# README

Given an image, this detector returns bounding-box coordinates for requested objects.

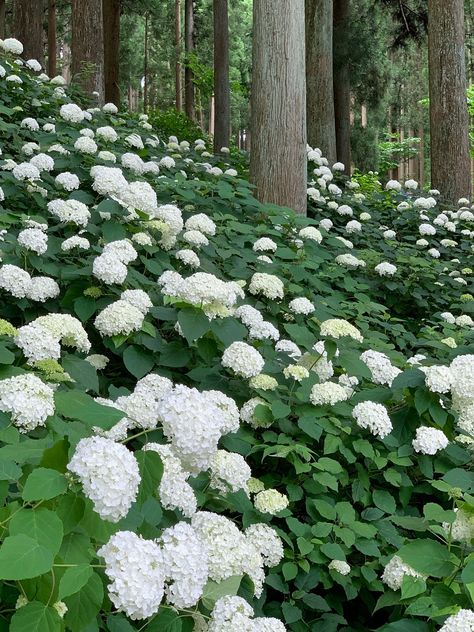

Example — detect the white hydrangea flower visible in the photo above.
[60,103,85,123]
[93,253,128,285]
[27,277,60,302]
[249,273,284,299]
[15,323,61,364]
[253,237,277,252]
[381,555,424,590]
[21,117,39,131]
[182,229,208,247]
[320,318,363,342]
[424,365,453,393]
[352,401,392,438]
[1,38,24,54]
[185,213,216,236]
[94,300,145,336]
[68,436,140,522]
[245,523,284,567]
[222,342,264,378]
[47,199,90,227]
[310,381,349,406]
[336,253,366,268]
[0,374,54,432]
[61,236,90,251]
[385,180,402,191]
[12,162,41,181]
[375,262,397,276]
[240,398,272,428]
[85,354,109,370]
[17,228,48,255]
[360,350,401,386]
[34,314,91,354]
[159,522,208,608]
[175,248,200,268]
[328,560,351,575]
[208,595,254,632]
[383,229,396,239]
[419,223,436,236]
[275,339,301,359]
[439,609,474,632]
[299,226,323,242]
[254,489,289,514]
[74,136,98,154]
[55,172,80,191]
[98,531,164,619]
[0,264,32,298]
[103,102,119,114]
[412,426,449,455]
[289,297,315,315]
[283,364,309,381]
[210,450,251,494]
[443,509,474,543]
[30,153,54,172]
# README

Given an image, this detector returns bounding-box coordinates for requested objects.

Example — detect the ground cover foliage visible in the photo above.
[0,41,472,632]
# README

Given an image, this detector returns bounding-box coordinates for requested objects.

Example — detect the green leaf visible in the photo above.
[298,416,323,441]
[201,575,242,610]
[55,390,125,430]
[135,450,164,506]
[401,575,426,599]
[10,602,62,632]
[0,534,54,579]
[64,571,104,631]
[178,308,210,343]
[123,345,155,379]
[311,499,336,520]
[22,467,68,501]
[398,539,454,577]
[0,458,21,480]
[62,355,99,393]
[461,560,474,584]
[423,503,456,523]
[338,351,372,378]
[282,603,302,624]
[9,508,63,554]
[59,565,93,600]
[391,369,425,391]
[147,609,183,632]
[0,343,15,364]
[211,318,247,346]
[373,490,396,514]
[106,615,136,632]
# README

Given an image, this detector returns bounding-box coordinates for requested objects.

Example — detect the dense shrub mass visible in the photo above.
[0,39,472,632]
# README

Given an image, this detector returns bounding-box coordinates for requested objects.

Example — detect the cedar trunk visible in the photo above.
[428,0,471,201]
[184,0,195,120]
[250,0,307,215]
[13,0,44,63]
[71,0,105,103]
[48,0,57,77]
[305,0,336,162]
[0,0,6,39]
[144,12,149,113]
[103,0,121,106]
[213,0,230,152]
[333,0,351,173]
[175,0,182,111]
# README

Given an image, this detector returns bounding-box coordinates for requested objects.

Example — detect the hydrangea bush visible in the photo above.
[0,39,472,632]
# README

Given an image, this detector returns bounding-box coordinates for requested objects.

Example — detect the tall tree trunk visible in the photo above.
[213,0,230,152]
[143,12,149,113]
[305,0,336,162]
[428,0,471,201]
[175,0,182,111]
[0,0,6,39]
[48,0,57,77]
[184,0,195,120]
[13,0,44,63]
[103,0,120,106]
[333,0,351,173]
[250,0,307,215]
[71,0,104,102]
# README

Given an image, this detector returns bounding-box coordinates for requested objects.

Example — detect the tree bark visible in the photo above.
[13,0,44,63]
[213,0,230,152]
[333,0,351,173]
[305,0,336,162]
[48,0,57,77]
[143,12,149,113]
[250,0,307,215]
[184,0,195,120]
[175,0,182,111]
[71,0,104,103]
[0,0,6,39]
[428,0,471,201]
[103,0,120,106]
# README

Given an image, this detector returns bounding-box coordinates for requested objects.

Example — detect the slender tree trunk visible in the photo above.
[48,0,57,77]
[13,0,44,63]
[333,0,351,173]
[250,0,307,215]
[305,0,336,161]
[71,0,104,102]
[0,0,6,39]
[175,0,182,110]
[184,0,195,120]
[213,0,230,152]
[143,12,149,113]
[103,0,120,106]
[428,0,471,201]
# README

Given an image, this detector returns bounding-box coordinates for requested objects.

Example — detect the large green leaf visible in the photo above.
[123,345,155,379]
[55,390,125,430]
[135,450,164,506]
[10,602,62,632]
[59,565,94,600]
[0,534,54,579]
[22,468,68,501]
[9,508,63,554]
[398,539,454,577]
[178,308,210,343]
[64,571,104,631]
[201,575,242,610]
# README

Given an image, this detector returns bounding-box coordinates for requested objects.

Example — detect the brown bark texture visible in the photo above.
[333,0,351,173]
[13,0,44,63]
[48,0,57,77]
[305,0,336,162]
[175,0,182,111]
[184,0,195,120]
[103,0,120,106]
[250,0,307,215]
[0,0,6,39]
[428,0,471,201]
[213,0,230,152]
[71,0,105,103]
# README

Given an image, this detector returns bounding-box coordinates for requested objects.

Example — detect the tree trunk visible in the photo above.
[143,12,149,113]
[175,0,182,111]
[250,0,307,215]
[333,0,351,173]
[184,0,195,120]
[103,0,120,106]
[428,0,471,201]
[305,0,336,162]
[213,0,230,152]
[48,0,57,77]
[71,0,104,102]
[0,0,6,39]
[13,0,44,63]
